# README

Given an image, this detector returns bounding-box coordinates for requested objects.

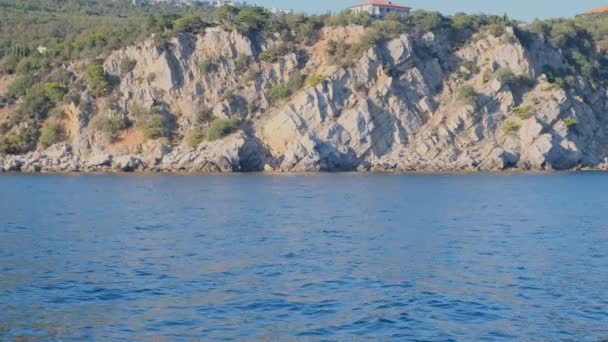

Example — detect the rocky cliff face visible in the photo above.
[3,24,608,172]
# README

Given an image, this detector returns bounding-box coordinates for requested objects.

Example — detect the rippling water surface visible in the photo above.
[1,173,607,341]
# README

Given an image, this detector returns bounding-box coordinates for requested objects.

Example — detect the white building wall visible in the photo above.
[349,4,410,18]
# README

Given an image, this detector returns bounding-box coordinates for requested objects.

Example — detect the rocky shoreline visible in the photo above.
[3,141,608,174]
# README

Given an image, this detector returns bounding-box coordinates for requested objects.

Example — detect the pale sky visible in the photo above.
[249,0,607,21]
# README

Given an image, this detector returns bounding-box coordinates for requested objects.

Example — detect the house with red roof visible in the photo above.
[349,0,411,18]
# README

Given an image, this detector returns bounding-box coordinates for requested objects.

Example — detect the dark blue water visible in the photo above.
[1,174,607,341]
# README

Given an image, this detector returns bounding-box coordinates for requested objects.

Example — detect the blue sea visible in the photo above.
[1,173,607,341]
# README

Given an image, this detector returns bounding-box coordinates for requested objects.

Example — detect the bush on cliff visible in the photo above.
[0,127,38,155]
[6,75,36,99]
[39,120,65,148]
[512,106,532,119]
[83,63,111,98]
[141,111,171,141]
[206,118,239,141]
[270,73,304,102]
[457,85,479,106]
[494,67,535,89]
[502,121,521,136]
[99,115,130,142]
[186,128,206,148]
[19,86,52,119]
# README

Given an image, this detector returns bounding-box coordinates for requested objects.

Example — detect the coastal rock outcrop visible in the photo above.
[2,24,608,173]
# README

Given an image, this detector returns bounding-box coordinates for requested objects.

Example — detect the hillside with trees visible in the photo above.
[1,1,608,172]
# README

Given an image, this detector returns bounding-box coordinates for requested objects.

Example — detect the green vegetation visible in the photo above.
[43,82,67,103]
[39,120,65,147]
[120,59,137,75]
[0,127,38,155]
[207,118,239,141]
[83,63,111,97]
[198,59,214,75]
[305,74,327,87]
[99,115,130,142]
[49,107,66,120]
[494,67,535,89]
[0,55,19,74]
[326,18,407,67]
[235,53,250,72]
[139,110,171,141]
[6,76,36,99]
[20,86,52,119]
[270,73,304,102]
[173,15,209,34]
[564,117,578,127]
[512,106,532,119]
[186,128,206,148]
[502,120,521,136]
[195,107,214,124]
[259,43,297,64]
[457,85,479,106]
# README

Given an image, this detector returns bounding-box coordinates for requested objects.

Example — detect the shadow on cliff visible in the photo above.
[237,121,271,171]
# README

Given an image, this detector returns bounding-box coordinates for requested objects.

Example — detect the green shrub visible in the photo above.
[494,67,535,89]
[547,20,579,47]
[186,127,205,148]
[39,121,65,147]
[84,63,111,97]
[305,74,327,87]
[571,51,594,78]
[235,53,250,73]
[221,91,235,104]
[462,61,481,75]
[20,86,52,119]
[196,107,214,124]
[0,127,37,155]
[199,59,214,75]
[512,106,532,119]
[141,112,169,140]
[409,10,445,32]
[326,19,405,67]
[207,118,238,141]
[49,107,66,119]
[259,51,277,64]
[564,117,578,127]
[383,64,395,77]
[6,75,36,99]
[270,83,291,101]
[100,115,129,141]
[327,11,373,27]
[502,120,521,136]
[235,7,270,32]
[120,58,137,75]
[16,56,49,75]
[542,65,577,88]
[487,23,507,37]
[495,67,517,84]
[457,85,479,105]
[270,73,304,102]
[43,82,67,103]
[0,55,19,74]
[215,4,240,28]
[173,15,208,34]
[259,43,297,64]
[529,19,549,35]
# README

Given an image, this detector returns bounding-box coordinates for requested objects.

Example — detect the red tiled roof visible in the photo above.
[350,0,410,9]
[584,6,608,15]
